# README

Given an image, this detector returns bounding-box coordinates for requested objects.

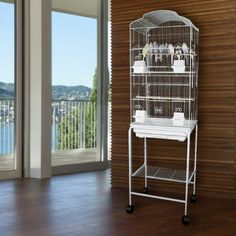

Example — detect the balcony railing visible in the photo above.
[0,99,97,156]
[52,100,97,151]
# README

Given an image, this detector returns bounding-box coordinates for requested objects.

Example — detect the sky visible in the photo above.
[52,11,97,87]
[0,2,14,84]
[0,1,111,89]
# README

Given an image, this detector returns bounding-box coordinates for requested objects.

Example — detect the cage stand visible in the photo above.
[126,124,198,225]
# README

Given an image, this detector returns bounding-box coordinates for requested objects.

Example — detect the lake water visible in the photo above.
[0,123,59,155]
[0,123,14,155]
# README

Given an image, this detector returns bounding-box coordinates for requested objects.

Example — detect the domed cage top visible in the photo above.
[129,10,199,130]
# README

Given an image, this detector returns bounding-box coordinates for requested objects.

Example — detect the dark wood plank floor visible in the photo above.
[0,170,235,236]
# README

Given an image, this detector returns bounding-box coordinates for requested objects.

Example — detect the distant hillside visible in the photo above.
[0,88,14,98]
[0,82,91,100]
[0,82,14,99]
[52,85,91,100]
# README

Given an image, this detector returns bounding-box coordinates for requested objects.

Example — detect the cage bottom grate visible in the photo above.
[133,165,193,183]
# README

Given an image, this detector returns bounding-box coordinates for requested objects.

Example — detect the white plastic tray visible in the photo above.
[131,118,197,141]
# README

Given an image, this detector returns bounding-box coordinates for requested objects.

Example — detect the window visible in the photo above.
[0,0,22,178]
[51,0,109,172]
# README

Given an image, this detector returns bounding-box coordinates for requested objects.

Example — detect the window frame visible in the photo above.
[51,0,110,175]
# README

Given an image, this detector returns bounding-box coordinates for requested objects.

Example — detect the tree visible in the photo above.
[85,69,97,148]
[57,69,97,150]
[58,104,82,149]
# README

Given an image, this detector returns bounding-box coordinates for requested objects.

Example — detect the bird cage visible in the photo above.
[127,10,199,225]
[130,10,199,128]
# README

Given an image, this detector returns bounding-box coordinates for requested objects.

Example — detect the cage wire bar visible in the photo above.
[126,10,199,225]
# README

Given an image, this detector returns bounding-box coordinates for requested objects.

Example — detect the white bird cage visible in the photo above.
[127,10,199,225]
[130,10,199,128]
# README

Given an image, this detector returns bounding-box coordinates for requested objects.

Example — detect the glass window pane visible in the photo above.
[108,0,111,161]
[51,2,98,166]
[0,0,15,171]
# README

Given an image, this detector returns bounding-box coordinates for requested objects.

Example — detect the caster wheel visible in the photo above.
[126,205,134,214]
[190,194,197,203]
[142,187,149,194]
[182,215,190,225]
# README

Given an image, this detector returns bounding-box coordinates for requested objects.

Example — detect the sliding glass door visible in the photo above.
[0,0,22,179]
[51,10,98,168]
[51,0,109,174]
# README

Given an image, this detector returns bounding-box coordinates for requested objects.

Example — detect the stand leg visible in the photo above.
[182,133,190,225]
[143,138,149,194]
[128,127,132,205]
[144,138,147,188]
[193,124,198,195]
[191,124,198,203]
[126,127,134,213]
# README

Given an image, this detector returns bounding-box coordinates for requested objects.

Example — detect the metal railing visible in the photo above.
[0,99,104,155]
[52,100,97,151]
[0,99,97,155]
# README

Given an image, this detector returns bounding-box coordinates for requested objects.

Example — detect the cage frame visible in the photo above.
[126,10,199,225]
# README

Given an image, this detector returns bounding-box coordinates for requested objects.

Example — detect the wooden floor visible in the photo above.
[0,170,235,236]
[0,149,97,171]
[52,148,97,166]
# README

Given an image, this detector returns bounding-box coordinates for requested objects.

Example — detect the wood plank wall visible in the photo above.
[111,0,236,198]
